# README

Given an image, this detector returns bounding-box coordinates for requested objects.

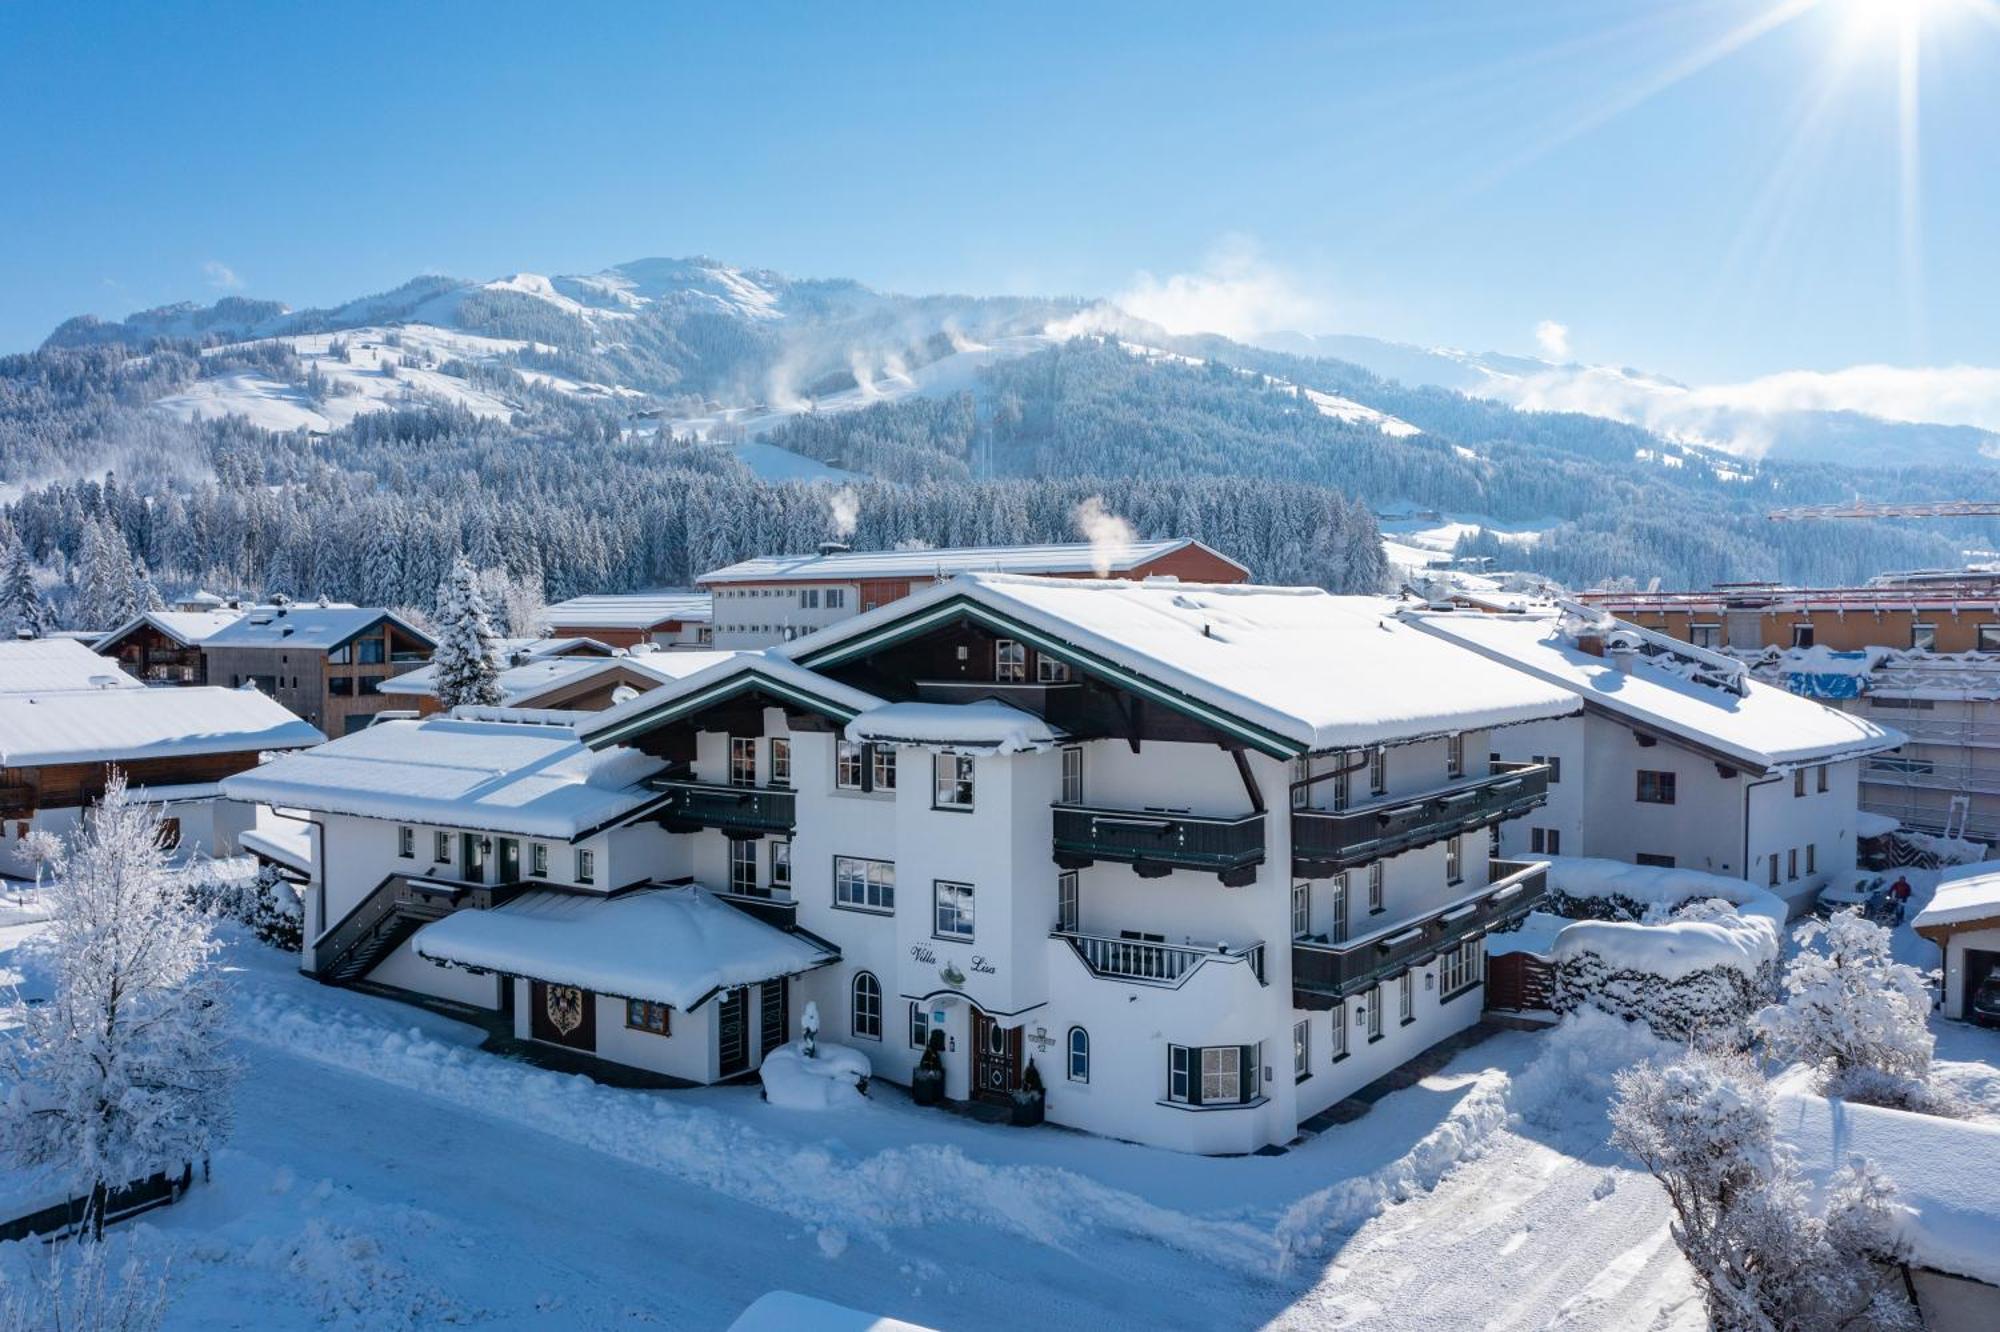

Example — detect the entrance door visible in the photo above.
[529,981,594,1050]
[718,988,751,1078]
[759,977,789,1059]
[971,1009,1022,1102]
[461,833,486,884]
[497,837,520,884]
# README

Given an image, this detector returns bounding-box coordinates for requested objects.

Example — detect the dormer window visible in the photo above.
[995,639,1026,683]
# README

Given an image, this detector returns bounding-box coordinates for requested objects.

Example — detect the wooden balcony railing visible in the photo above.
[649,777,797,836]
[1052,804,1265,886]
[1291,762,1551,877]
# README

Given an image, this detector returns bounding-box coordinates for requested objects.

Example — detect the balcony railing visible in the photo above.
[1051,804,1265,886]
[1291,762,1551,877]
[649,777,797,835]
[0,784,35,818]
[1291,858,1548,1008]
[1054,929,1267,988]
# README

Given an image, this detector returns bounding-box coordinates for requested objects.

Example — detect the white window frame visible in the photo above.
[933,880,975,941]
[1366,986,1384,1041]
[1057,870,1079,933]
[1398,970,1414,1024]
[870,745,897,792]
[1291,881,1310,939]
[834,855,895,913]
[851,972,882,1040]
[909,1001,930,1050]
[1368,862,1384,914]
[1200,1046,1241,1103]
[434,830,452,863]
[1329,873,1349,943]
[770,737,791,787]
[995,638,1026,683]
[1446,835,1463,885]
[730,736,757,787]
[1290,756,1311,810]
[1068,1026,1089,1083]
[933,753,975,811]
[1368,746,1387,796]
[1330,1002,1348,1060]
[1292,1019,1310,1082]
[770,838,791,894]
[397,826,414,858]
[575,848,595,885]
[1446,733,1464,779]
[1036,655,1071,684]
[835,740,865,790]
[530,842,548,877]
[1060,746,1083,805]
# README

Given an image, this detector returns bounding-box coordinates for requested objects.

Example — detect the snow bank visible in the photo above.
[759,1041,871,1110]
[728,1292,937,1332]
[1549,912,1778,982]
[846,700,1061,754]
[1506,1009,1676,1133]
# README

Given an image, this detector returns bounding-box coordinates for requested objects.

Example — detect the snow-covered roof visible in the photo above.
[579,651,886,749]
[0,686,323,767]
[413,885,837,1010]
[92,608,249,650]
[790,574,1580,756]
[699,539,1245,585]
[0,638,143,694]
[1401,610,1904,773]
[1912,861,2000,932]
[544,591,712,629]
[846,700,1064,753]
[1773,1091,2000,1286]
[382,648,746,707]
[218,716,666,840]
[203,605,432,652]
[239,819,313,873]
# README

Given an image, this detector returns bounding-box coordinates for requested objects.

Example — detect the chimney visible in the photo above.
[1575,632,1605,657]
[817,541,850,557]
[1607,631,1642,673]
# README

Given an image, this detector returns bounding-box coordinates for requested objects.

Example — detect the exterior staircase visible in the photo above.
[311,873,526,985]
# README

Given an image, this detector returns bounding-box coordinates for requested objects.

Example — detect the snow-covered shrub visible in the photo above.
[0,776,238,1239]
[1756,910,1955,1116]
[1610,1050,1917,1332]
[180,862,303,952]
[760,1041,869,1110]
[0,1242,167,1332]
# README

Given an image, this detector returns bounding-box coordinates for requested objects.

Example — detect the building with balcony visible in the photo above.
[221,573,1582,1153]
[1401,605,1905,914]
[93,606,254,684]
[201,606,435,736]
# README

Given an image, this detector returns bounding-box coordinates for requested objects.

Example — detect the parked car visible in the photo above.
[1971,973,2000,1029]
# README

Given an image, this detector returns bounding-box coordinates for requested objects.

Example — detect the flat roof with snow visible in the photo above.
[1401,609,1904,773]
[790,574,1581,756]
[1912,861,2000,933]
[219,716,665,840]
[846,700,1064,753]
[0,638,144,694]
[0,686,323,767]
[544,592,712,629]
[414,885,837,1011]
[698,539,1245,585]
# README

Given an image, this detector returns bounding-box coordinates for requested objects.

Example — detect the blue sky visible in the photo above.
[3,0,1996,381]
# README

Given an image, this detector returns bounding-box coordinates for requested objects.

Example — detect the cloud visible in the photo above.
[1534,320,1570,361]
[202,260,243,291]
[1097,237,1322,342]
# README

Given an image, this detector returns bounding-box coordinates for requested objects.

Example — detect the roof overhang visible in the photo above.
[582,665,871,751]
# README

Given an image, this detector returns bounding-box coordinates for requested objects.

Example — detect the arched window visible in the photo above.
[851,972,882,1040]
[1067,1026,1089,1083]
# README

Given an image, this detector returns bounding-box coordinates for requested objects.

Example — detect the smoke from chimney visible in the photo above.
[827,486,860,542]
[1072,495,1137,577]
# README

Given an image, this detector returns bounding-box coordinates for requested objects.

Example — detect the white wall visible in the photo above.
[1940,923,2000,1021]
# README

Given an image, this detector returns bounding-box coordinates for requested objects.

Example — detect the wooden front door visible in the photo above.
[529,981,594,1051]
[759,977,788,1059]
[497,837,520,883]
[971,1009,1022,1102]
[461,832,486,884]
[717,988,751,1078]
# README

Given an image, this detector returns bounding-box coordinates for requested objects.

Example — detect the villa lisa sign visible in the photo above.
[910,944,999,984]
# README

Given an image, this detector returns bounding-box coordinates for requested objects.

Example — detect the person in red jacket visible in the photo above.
[1889,875,1913,923]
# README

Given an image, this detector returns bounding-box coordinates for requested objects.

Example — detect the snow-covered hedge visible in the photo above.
[182,861,304,952]
[1540,858,1782,1043]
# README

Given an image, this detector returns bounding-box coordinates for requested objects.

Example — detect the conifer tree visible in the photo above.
[430,551,505,709]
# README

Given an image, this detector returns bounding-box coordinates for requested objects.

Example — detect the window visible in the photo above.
[1293,1019,1310,1081]
[1912,622,1936,651]
[1332,757,1350,811]
[575,849,595,884]
[1068,1027,1090,1083]
[1329,873,1349,943]
[329,676,353,696]
[1792,624,1815,648]
[835,740,866,790]
[397,826,414,858]
[995,638,1026,682]
[1807,843,1817,874]
[625,1000,671,1036]
[1446,835,1463,885]
[434,830,452,862]
[730,838,759,894]
[834,855,895,912]
[933,880,975,940]
[1690,624,1721,649]
[770,839,791,894]
[1291,882,1310,939]
[871,746,897,792]
[1398,971,1414,1025]
[1979,626,2000,652]
[801,589,820,610]
[1061,746,1083,805]
[730,737,757,787]
[1167,1044,1261,1106]
[1037,656,1071,684]
[770,737,791,787]
[1367,862,1384,914]
[1769,854,1781,888]
[357,637,386,665]
[1201,1046,1241,1102]
[1440,939,1484,998]
[530,842,548,877]
[1290,756,1311,810]
[1636,771,1677,804]
[851,973,882,1040]
[909,1002,930,1050]
[1547,755,1561,783]
[1331,1002,1348,1059]
[825,588,846,610]
[1446,734,1465,778]
[1816,764,1828,793]
[1365,988,1384,1042]
[1794,769,1807,798]
[933,753,975,810]
[1870,696,1934,711]
[1787,848,1799,882]
[1057,869,1079,932]
[328,645,351,665]
[1636,852,1676,868]
[1368,746,1387,796]
[1531,827,1561,856]
[358,677,383,696]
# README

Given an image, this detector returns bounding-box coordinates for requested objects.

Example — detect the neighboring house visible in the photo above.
[94,608,252,684]
[697,539,1250,648]
[377,640,741,714]
[0,639,144,694]
[226,572,1580,1154]
[1401,606,1904,914]
[0,663,323,876]
[201,606,434,735]
[1913,862,2000,1022]
[542,592,713,649]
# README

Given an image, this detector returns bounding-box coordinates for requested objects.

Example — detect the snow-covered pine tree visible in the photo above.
[1755,910,1940,1111]
[0,775,237,1240]
[1,539,50,639]
[129,558,164,615]
[429,551,504,710]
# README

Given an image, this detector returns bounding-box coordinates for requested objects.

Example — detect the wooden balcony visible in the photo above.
[1291,762,1551,877]
[649,777,797,836]
[0,784,35,818]
[1052,804,1265,886]
[1291,858,1548,1008]
[1053,929,1266,988]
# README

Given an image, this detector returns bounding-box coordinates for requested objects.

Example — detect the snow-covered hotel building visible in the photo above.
[1400,605,1904,915]
[224,574,1581,1153]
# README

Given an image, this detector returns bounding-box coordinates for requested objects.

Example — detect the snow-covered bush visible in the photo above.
[1610,1050,1917,1332]
[180,861,303,952]
[1756,910,1953,1115]
[759,1041,870,1110]
[0,1242,167,1332]
[0,776,238,1239]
